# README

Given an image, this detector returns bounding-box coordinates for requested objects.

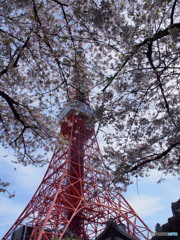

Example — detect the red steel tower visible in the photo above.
[3,91,151,240]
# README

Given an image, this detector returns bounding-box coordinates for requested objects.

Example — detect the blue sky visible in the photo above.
[0,145,179,239]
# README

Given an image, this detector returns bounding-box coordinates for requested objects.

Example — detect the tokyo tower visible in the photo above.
[2,47,151,240]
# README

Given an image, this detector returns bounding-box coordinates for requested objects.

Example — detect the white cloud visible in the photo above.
[0,196,25,238]
[0,145,48,192]
[0,147,48,238]
[128,195,164,217]
[0,196,23,217]
[14,164,46,192]
[135,169,178,184]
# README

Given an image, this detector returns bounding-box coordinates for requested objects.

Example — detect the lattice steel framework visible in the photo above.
[3,97,151,240]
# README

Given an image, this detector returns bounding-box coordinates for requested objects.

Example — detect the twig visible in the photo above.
[171,0,178,25]
[127,141,180,172]
[146,42,177,127]
[102,23,180,92]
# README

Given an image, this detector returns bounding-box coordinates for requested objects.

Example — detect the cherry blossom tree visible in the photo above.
[0,0,179,194]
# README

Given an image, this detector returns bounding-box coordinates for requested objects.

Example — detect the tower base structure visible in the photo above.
[3,100,151,240]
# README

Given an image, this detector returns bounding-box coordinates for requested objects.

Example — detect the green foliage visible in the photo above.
[155,223,161,232]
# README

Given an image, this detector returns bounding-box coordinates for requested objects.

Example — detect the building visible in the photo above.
[151,199,180,240]
[96,219,138,240]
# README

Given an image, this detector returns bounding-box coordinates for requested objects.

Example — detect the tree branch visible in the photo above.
[32,0,42,26]
[0,37,30,77]
[146,42,177,127]
[0,91,51,152]
[0,28,24,42]
[171,0,178,25]
[52,0,68,7]
[13,37,30,67]
[128,141,180,172]
[10,126,28,145]
[102,23,180,92]
[57,1,74,44]
[0,179,15,198]
[34,32,69,98]
[0,91,24,125]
